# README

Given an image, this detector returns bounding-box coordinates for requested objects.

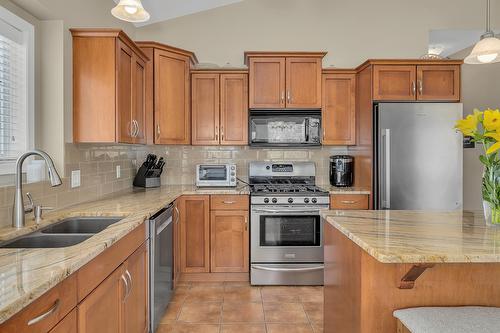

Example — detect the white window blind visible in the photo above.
[0,6,33,174]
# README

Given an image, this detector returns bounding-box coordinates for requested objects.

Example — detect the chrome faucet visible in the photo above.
[13,150,62,228]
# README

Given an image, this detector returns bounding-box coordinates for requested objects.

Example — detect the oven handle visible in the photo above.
[252,209,322,214]
[252,264,324,272]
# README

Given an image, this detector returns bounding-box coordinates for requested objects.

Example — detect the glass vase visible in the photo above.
[483,163,500,226]
[483,200,500,226]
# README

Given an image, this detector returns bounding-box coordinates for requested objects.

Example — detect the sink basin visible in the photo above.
[0,234,92,248]
[41,217,123,234]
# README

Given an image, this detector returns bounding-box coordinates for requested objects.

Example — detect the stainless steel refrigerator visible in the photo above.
[374,103,463,210]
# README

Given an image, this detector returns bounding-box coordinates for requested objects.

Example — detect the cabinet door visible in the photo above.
[210,210,249,273]
[124,243,149,333]
[285,57,322,108]
[373,65,416,101]
[173,200,181,287]
[417,65,460,101]
[322,73,356,145]
[116,39,133,143]
[78,266,125,333]
[179,195,210,273]
[220,74,248,145]
[49,310,77,333]
[249,57,285,109]
[191,73,220,145]
[132,54,147,144]
[154,50,191,144]
[330,194,369,210]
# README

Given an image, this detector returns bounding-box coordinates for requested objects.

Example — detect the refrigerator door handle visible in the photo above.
[382,129,391,209]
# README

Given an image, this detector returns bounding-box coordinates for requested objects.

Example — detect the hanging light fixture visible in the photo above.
[465,0,500,64]
[111,0,150,23]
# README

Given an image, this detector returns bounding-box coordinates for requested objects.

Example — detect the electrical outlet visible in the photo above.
[116,165,121,178]
[71,170,81,188]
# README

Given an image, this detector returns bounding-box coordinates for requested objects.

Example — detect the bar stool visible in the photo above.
[393,306,500,333]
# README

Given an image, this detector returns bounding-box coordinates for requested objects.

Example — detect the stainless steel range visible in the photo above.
[249,161,329,286]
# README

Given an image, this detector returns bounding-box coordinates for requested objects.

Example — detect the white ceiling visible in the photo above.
[118,0,245,27]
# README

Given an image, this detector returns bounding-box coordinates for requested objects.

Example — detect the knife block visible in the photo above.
[133,164,161,188]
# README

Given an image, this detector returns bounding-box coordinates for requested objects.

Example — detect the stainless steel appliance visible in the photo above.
[330,155,354,187]
[375,103,463,210]
[249,161,329,285]
[196,164,237,187]
[249,111,321,147]
[149,204,175,333]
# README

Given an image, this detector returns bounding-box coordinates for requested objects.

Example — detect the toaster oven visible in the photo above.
[196,164,237,187]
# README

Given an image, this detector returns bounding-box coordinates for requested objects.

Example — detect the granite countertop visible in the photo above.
[321,210,500,264]
[0,184,249,324]
[318,184,371,195]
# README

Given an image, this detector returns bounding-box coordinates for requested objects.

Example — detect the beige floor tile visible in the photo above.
[185,285,224,303]
[223,286,262,302]
[222,302,264,323]
[266,323,314,333]
[157,323,220,333]
[222,324,266,333]
[312,323,324,333]
[299,292,323,303]
[263,302,309,323]
[260,286,297,295]
[261,293,300,303]
[160,302,183,322]
[177,302,222,323]
[302,302,323,324]
[156,323,174,333]
[261,286,300,302]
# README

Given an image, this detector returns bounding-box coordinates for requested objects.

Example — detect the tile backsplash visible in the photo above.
[0,144,351,229]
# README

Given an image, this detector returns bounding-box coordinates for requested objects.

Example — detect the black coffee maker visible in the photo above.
[330,155,354,187]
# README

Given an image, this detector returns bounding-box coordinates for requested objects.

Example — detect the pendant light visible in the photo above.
[465,0,500,64]
[111,0,150,23]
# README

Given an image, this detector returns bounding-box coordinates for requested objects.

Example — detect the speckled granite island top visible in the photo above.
[321,210,500,264]
[0,184,250,324]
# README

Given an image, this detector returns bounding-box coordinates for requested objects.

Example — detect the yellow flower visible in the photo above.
[485,130,500,155]
[455,109,482,136]
[483,108,500,132]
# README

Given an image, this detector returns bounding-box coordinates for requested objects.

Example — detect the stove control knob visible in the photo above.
[304,198,310,203]
[288,198,293,204]
[312,198,317,203]
[272,198,278,204]
[264,198,269,204]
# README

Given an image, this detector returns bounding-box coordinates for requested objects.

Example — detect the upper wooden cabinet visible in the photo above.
[246,52,325,109]
[372,62,461,101]
[322,72,356,145]
[191,71,248,145]
[71,29,149,144]
[137,42,197,145]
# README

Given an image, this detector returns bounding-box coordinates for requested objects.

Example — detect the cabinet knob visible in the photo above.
[157,124,161,138]
[412,81,416,96]
[215,125,219,141]
[418,80,423,95]
[287,90,291,103]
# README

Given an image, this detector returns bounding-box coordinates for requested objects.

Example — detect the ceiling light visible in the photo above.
[111,0,150,23]
[465,0,500,64]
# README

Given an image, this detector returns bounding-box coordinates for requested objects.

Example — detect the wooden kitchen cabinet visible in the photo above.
[372,63,461,101]
[322,72,356,145]
[246,52,325,109]
[123,243,149,333]
[173,199,181,287]
[49,310,77,333]
[330,194,369,210]
[179,195,210,273]
[137,42,196,145]
[191,71,248,145]
[210,210,249,273]
[72,29,148,144]
[417,65,460,101]
[78,266,125,333]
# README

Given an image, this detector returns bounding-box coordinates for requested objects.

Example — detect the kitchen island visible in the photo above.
[321,210,500,333]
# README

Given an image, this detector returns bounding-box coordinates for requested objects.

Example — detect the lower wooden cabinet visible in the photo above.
[173,199,181,287]
[330,194,370,210]
[49,309,77,333]
[210,210,249,273]
[179,195,210,273]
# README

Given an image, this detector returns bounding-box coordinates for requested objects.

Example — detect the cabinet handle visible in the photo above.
[340,200,356,204]
[121,274,129,301]
[244,216,248,231]
[156,124,161,138]
[133,120,139,137]
[215,125,219,141]
[125,269,133,298]
[174,205,180,224]
[323,129,326,141]
[281,91,285,104]
[412,81,416,96]
[287,90,291,103]
[418,80,423,95]
[223,201,236,204]
[221,126,224,141]
[27,299,60,326]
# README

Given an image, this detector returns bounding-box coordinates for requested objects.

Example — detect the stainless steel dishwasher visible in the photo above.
[149,203,174,333]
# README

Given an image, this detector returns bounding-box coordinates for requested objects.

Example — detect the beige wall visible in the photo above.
[135,0,492,68]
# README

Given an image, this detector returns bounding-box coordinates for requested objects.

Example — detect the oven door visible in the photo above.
[251,205,325,263]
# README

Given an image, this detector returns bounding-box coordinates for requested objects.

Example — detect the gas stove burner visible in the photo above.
[251,184,328,195]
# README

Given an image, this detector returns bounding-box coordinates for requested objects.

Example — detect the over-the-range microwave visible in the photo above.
[249,110,321,147]
[196,164,237,187]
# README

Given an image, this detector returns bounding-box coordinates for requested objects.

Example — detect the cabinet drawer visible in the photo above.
[210,195,249,210]
[330,194,369,210]
[0,274,77,333]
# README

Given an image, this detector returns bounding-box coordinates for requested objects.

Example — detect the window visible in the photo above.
[0,6,33,174]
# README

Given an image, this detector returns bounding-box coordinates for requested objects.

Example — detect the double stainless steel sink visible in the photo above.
[0,217,122,249]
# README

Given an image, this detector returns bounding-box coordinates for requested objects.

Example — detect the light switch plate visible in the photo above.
[116,165,121,178]
[71,170,81,188]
